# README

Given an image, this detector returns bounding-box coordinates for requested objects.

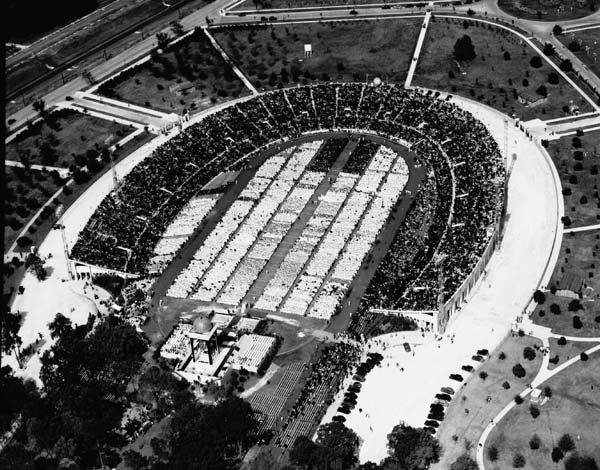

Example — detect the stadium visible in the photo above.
[69,82,506,337]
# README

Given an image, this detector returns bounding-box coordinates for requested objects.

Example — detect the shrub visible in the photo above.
[523,347,536,361]
[488,446,499,461]
[552,447,565,462]
[513,453,526,468]
[569,299,583,311]
[529,434,541,449]
[499,352,506,360]
[530,56,543,68]
[573,316,583,329]
[558,336,567,346]
[529,404,540,418]
[548,72,559,84]
[558,434,576,453]
[533,290,546,304]
[550,303,561,315]
[544,386,552,398]
[536,85,548,97]
[502,381,511,390]
[564,454,599,470]
[512,364,526,378]
[514,395,524,405]
[479,371,488,380]
[580,352,589,361]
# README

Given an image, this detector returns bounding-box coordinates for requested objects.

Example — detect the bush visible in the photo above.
[552,447,565,462]
[550,303,561,315]
[523,347,536,361]
[499,352,506,360]
[558,336,567,346]
[529,404,540,418]
[533,290,546,304]
[564,454,599,470]
[558,434,576,453]
[581,352,589,361]
[514,395,524,405]
[502,381,511,390]
[488,446,499,461]
[568,299,583,311]
[479,371,488,380]
[573,316,583,329]
[529,434,541,449]
[548,72,559,84]
[530,56,543,68]
[544,386,552,398]
[513,453,526,468]
[512,364,526,378]
[536,85,548,97]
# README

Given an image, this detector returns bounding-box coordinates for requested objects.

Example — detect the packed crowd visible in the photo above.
[72,83,504,314]
[275,342,361,448]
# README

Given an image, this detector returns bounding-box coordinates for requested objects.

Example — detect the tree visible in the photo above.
[156,32,170,50]
[512,363,526,378]
[529,434,541,449]
[2,312,24,368]
[479,371,488,380]
[32,99,46,117]
[488,446,499,461]
[513,453,526,468]
[553,25,563,35]
[536,85,548,97]
[543,43,555,56]
[550,303,561,315]
[386,422,441,469]
[558,434,575,453]
[123,450,149,470]
[533,290,546,304]
[171,21,184,37]
[514,395,524,404]
[558,336,567,346]
[450,453,478,470]
[552,447,565,462]
[453,35,476,61]
[16,236,33,248]
[544,386,553,398]
[560,59,573,72]
[523,347,536,361]
[529,404,540,418]
[48,313,73,340]
[530,56,543,68]
[581,352,589,361]
[573,316,583,329]
[548,72,559,85]
[316,422,359,469]
[503,51,511,61]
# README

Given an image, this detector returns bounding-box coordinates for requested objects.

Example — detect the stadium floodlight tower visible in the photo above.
[54,204,74,280]
[433,252,448,335]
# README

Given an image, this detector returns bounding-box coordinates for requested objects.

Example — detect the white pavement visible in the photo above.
[4,160,70,178]
[404,11,431,89]
[564,223,600,233]
[317,94,563,464]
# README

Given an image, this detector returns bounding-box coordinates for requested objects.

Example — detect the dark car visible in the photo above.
[477,349,489,356]
[332,415,346,423]
[424,420,439,428]
[337,406,351,414]
[352,382,362,389]
[449,374,464,382]
[435,393,452,402]
[403,342,411,352]
[441,386,455,395]
[472,354,485,362]
[461,365,475,373]
[424,427,437,435]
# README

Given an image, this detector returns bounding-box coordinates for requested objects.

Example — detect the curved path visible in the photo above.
[476,325,600,470]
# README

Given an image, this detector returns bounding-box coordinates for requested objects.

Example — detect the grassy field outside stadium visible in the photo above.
[231,0,415,10]
[431,334,544,470]
[547,130,600,229]
[6,109,132,168]
[497,0,598,21]
[96,28,250,115]
[213,18,421,91]
[558,28,600,79]
[485,353,600,470]
[413,16,592,121]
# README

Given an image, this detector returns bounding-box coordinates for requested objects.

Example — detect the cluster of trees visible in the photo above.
[0,314,148,469]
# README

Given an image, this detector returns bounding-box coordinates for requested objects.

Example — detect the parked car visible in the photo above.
[435,393,452,402]
[449,374,464,382]
[477,349,489,356]
[441,386,455,395]
[332,415,346,423]
[424,420,439,428]
[472,354,485,362]
[461,365,475,373]
[353,374,366,382]
[337,406,350,414]
[404,342,411,352]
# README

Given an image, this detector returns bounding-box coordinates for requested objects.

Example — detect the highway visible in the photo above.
[6,0,600,133]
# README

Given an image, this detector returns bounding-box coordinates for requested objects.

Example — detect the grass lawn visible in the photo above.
[6,109,133,168]
[547,337,598,369]
[497,0,598,21]
[413,17,592,120]
[97,28,249,115]
[213,18,422,91]
[558,29,600,78]
[432,333,543,470]
[485,352,600,470]
[532,295,600,338]
[547,130,600,228]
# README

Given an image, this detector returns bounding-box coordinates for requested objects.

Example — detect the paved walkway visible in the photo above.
[564,223,600,234]
[476,318,600,470]
[4,160,70,177]
[404,11,431,89]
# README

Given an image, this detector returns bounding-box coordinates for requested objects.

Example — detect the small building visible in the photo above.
[530,388,548,405]
[518,92,547,107]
